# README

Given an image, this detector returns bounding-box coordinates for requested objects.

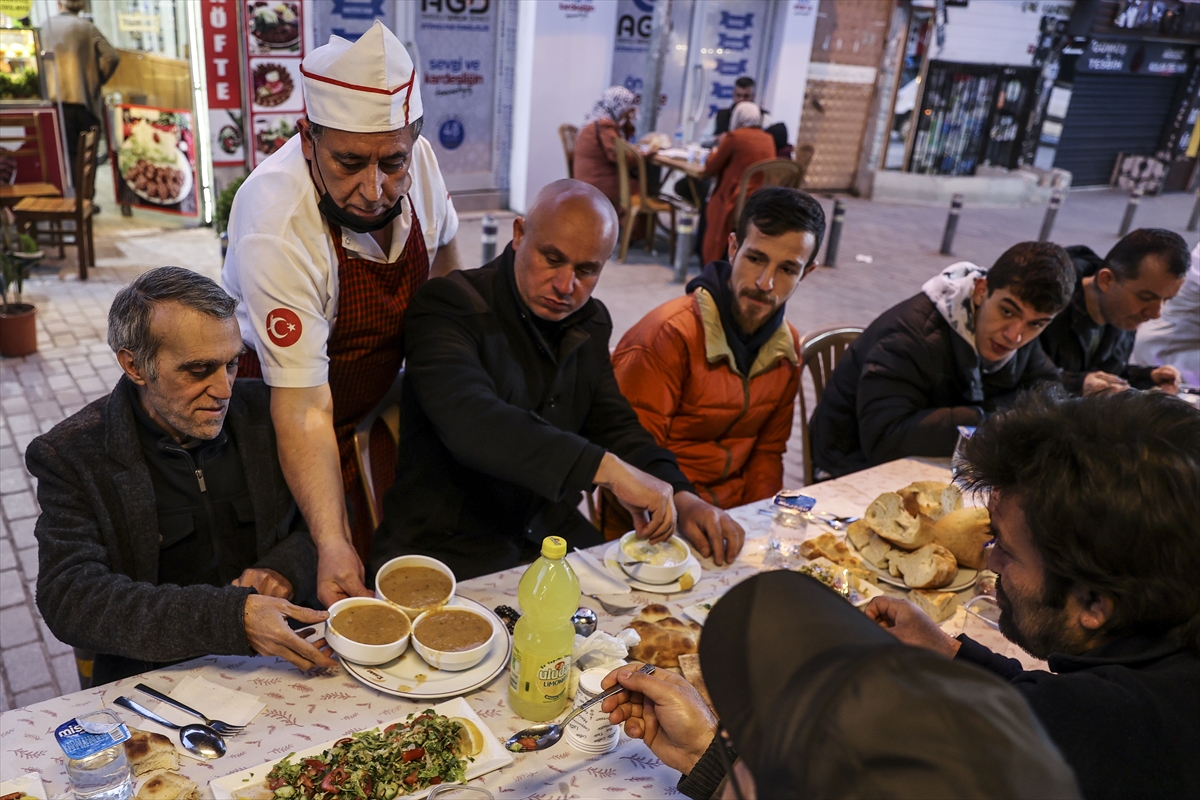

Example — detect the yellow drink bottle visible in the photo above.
[508,536,581,721]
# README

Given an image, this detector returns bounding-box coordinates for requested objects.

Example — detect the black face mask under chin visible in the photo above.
[309,156,405,234]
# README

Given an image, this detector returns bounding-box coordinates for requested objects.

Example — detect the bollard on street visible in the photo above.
[1188,188,1199,233]
[940,193,964,256]
[1039,189,1063,243]
[672,211,696,283]
[1117,186,1142,237]
[823,200,845,267]
[481,213,497,264]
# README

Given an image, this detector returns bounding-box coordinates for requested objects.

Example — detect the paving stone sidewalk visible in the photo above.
[1,190,1195,711]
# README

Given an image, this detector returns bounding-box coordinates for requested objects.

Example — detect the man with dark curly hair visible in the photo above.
[866,389,1200,800]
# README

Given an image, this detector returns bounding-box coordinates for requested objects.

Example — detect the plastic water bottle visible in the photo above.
[674,124,684,149]
[57,710,133,800]
[508,536,581,721]
[765,491,816,569]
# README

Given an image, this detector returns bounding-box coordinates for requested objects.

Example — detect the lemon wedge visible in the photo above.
[450,716,485,756]
[678,572,695,591]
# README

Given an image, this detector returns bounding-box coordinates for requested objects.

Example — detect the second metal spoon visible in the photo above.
[115,696,227,759]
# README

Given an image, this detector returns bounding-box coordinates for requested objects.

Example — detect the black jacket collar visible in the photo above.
[1048,632,1190,674]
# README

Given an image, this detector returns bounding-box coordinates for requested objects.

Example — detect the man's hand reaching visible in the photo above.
[243,595,336,672]
[1150,364,1181,395]
[594,452,677,543]
[315,537,371,607]
[674,491,744,566]
[600,663,717,775]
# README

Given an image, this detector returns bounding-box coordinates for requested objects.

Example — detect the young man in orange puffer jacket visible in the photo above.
[603,188,825,538]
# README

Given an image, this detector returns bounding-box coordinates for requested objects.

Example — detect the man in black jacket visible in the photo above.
[1038,228,1188,396]
[866,390,1200,800]
[809,241,1073,479]
[370,180,743,580]
[29,268,333,686]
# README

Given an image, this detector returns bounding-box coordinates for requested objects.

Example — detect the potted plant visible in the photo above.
[0,208,44,357]
[214,175,246,259]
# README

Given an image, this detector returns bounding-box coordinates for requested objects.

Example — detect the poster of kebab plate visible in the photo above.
[245,0,306,167]
[109,105,199,216]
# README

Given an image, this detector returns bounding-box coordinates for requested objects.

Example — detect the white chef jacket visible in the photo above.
[221,134,459,388]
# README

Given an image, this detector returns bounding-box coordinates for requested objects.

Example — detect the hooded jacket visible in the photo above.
[1037,245,1156,393]
[810,264,1060,478]
[612,267,799,510]
[369,245,693,581]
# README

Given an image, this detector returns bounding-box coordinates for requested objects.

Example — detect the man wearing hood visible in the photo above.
[1037,228,1188,397]
[809,242,1073,479]
[223,22,462,606]
[607,188,823,531]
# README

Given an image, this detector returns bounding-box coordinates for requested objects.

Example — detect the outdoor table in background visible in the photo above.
[0,458,1038,796]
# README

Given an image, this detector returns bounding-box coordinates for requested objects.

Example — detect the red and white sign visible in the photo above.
[200,0,245,166]
[265,308,303,347]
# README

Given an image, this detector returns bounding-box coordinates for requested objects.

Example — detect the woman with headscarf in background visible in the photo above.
[573,86,641,210]
[699,101,777,264]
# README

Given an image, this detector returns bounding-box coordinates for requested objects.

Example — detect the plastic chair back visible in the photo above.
[733,158,804,226]
[353,369,405,531]
[559,123,578,179]
[797,325,863,484]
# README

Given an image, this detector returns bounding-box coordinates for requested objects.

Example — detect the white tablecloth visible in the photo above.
[0,459,1040,798]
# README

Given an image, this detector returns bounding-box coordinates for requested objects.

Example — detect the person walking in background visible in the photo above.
[697,102,776,265]
[43,0,119,198]
[573,86,641,211]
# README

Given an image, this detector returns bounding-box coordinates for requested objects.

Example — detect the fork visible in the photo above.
[134,683,246,737]
[585,593,639,616]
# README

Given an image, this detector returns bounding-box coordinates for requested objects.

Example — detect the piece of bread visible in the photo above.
[865,492,931,550]
[909,589,960,623]
[860,533,893,569]
[627,605,702,668]
[124,728,178,776]
[677,653,714,710]
[889,543,958,589]
[798,533,866,570]
[933,507,992,569]
[136,773,199,800]
[845,519,873,550]
[897,481,963,521]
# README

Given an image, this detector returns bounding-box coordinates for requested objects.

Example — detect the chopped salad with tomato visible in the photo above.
[264,711,472,799]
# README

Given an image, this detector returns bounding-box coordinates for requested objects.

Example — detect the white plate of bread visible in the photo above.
[843,481,992,593]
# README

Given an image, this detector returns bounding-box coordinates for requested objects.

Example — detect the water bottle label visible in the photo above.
[536,654,572,702]
[55,711,131,760]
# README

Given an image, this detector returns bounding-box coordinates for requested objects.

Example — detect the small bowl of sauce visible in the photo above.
[375,555,457,618]
[325,598,412,665]
[411,607,496,671]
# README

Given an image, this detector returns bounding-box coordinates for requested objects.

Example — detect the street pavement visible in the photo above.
[1,188,1196,709]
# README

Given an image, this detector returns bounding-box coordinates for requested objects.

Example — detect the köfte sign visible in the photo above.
[1078,38,1195,76]
[200,0,244,166]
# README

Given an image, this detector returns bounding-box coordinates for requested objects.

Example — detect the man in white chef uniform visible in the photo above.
[223,21,462,606]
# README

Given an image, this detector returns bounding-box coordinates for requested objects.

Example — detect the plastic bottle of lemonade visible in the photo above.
[509,536,580,721]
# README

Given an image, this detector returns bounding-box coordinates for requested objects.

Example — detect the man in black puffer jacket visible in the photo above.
[810,242,1073,479]
[1037,229,1188,397]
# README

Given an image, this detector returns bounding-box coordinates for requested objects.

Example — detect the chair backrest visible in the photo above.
[797,325,863,485]
[794,144,815,185]
[76,127,99,207]
[558,123,578,179]
[733,158,804,226]
[0,113,52,183]
[613,136,641,213]
[353,369,405,531]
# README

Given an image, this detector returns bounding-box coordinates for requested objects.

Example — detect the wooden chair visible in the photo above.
[732,158,804,228]
[797,325,863,485]
[353,369,405,532]
[794,144,815,186]
[15,127,99,279]
[0,114,63,207]
[613,136,677,263]
[558,123,578,179]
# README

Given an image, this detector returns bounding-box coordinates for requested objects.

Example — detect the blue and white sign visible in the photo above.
[312,0,391,46]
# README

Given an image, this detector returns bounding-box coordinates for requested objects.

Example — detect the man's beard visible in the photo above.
[995,575,1085,660]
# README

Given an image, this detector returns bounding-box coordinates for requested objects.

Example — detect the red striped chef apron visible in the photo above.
[239,205,429,558]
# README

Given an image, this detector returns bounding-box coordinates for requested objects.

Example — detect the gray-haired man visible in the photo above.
[28,267,334,686]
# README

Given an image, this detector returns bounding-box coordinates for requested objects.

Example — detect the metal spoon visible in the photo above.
[505,664,655,752]
[114,696,227,759]
[584,593,639,616]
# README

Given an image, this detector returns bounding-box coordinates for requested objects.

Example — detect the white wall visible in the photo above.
[762,0,819,145]
[936,0,1073,67]
[509,0,619,213]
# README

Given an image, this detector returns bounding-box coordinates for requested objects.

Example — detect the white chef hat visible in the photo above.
[300,20,423,134]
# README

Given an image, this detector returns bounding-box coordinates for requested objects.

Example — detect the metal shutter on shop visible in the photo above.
[1054,73,1182,187]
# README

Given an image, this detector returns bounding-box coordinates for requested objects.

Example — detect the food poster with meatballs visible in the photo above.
[109,106,199,216]
[245,0,306,167]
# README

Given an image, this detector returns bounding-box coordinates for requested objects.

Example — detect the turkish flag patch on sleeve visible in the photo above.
[265,308,303,347]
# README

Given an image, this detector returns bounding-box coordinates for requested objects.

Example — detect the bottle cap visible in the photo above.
[541,536,567,559]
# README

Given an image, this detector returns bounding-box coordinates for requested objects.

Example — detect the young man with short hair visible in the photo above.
[1038,228,1189,396]
[810,242,1073,478]
[609,188,823,522]
[867,390,1200,800]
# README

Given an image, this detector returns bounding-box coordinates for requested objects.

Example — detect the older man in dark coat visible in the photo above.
[370,180,744,581]
[28,268,332,686]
